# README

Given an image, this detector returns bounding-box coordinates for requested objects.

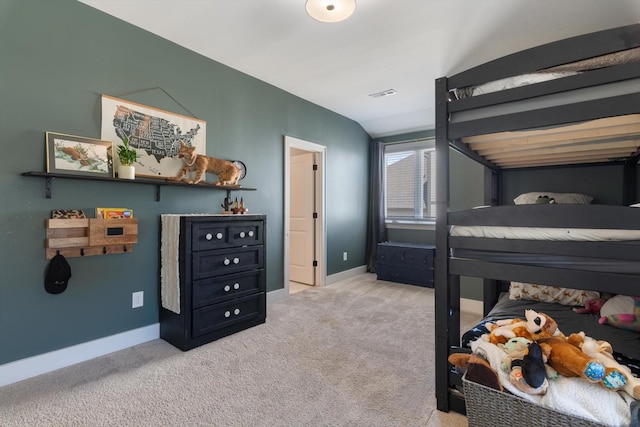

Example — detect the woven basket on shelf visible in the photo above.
[462,373,606,427]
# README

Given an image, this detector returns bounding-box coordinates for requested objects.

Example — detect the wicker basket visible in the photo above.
[462,373,606,427]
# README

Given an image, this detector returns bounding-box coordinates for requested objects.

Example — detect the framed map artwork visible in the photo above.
[45,132,114,178]
[100,94,206,178]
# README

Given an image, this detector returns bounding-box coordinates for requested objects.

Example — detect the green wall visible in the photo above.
[378,131,485,300]
[0,0,370,365]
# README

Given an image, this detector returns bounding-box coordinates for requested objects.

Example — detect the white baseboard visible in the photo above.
[267,287,288,304]
[326,265,367,285]
[0,324,159,388]
[0,266,417,389]
[268,266,366,303]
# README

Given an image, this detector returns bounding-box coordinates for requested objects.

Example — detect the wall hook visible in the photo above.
[103,247,107,254]
[123,245,128,252]
[80,248,85,256]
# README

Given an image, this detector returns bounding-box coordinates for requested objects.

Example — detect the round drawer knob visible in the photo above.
[224,258,231,266]
[205,233,212,240]
[224,285,231,292]
[240,231,246,238]
[216,232,223,240]
[233,283,240,290]
[233,257,240,264]
[234,308,240,315]
[248,231,254,237]
[224,311,231,318]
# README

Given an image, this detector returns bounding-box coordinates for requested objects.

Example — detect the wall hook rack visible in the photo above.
[45,218,138,259]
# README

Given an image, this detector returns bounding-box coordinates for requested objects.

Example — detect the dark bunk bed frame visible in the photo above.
[434,23,640,415]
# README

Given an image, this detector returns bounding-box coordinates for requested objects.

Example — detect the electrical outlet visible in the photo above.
[343,251,348,261]
[132,291,144,308]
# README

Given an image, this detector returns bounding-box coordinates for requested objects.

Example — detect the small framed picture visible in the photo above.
[46,132,114,178]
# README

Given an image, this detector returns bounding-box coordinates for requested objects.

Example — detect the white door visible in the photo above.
[289,152,315,285]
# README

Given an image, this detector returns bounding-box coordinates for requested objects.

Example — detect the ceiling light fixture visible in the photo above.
[305,0,356,23]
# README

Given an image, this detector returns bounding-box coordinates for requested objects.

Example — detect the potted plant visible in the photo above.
[116,135,137,179]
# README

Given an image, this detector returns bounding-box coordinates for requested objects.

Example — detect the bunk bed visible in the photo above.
[434,23,640,425]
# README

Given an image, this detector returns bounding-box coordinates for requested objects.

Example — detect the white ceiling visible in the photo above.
[79,0,640,138]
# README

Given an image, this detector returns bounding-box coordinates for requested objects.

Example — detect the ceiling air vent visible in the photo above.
[369,89,397,98]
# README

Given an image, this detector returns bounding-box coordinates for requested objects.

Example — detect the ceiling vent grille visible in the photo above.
[369,89,397,98]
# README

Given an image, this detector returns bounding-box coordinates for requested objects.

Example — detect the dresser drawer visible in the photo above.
[192,293,265,338]
[161,214,267,351]
[193,270,264,308]
[192,246,264,280]
[191,221,264,251]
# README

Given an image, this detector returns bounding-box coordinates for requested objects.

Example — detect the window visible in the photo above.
[383,139,436,223]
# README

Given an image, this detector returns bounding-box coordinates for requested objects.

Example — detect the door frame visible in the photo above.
[284,135,327,294]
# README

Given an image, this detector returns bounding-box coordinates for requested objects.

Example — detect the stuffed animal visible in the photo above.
[535,195,556,204]
[538,333,627,391]
[518,342,551,389]
[573,297,607,316]
[483,309,564,345]
[599,295,640,332]
[501,310,628,391]
[579,334,640,399]
[499,337,557,395]
[499,337,531,371]
[448,352,502,391]
[483,318,527,345]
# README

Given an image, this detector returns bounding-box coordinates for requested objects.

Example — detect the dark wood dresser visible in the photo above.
[160,214,266,351]
[376,242,435,288]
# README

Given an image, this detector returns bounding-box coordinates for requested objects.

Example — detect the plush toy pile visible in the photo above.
[449,309,640,425]
[480,309,640,396]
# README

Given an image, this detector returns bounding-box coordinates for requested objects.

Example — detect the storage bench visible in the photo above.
[376,242,435,288]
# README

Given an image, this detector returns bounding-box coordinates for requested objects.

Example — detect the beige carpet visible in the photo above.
[0,273,477,426]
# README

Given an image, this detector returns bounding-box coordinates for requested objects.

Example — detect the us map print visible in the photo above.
[101,94,206,178]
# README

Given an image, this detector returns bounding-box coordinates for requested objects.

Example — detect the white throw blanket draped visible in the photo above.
[160,215,181,314]
[471,339,634,426]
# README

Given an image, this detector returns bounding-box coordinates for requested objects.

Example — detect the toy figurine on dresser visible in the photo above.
[221,197,248,214]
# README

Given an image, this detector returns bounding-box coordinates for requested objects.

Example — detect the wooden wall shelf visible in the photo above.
[22,171,256,201]
[46,218,138,259]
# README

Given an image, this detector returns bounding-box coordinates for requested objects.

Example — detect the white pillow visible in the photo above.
[509,282,600,306]
[513,192,593,205]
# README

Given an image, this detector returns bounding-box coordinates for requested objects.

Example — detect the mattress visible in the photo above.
[451,71,578,99]
[450,225,640,241]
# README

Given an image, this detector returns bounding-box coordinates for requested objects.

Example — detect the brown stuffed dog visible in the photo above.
[448,353,503,391]
[537,334,627,390]
[579,334,640,399]
[484,309,564,345]
[501,310,628,391]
